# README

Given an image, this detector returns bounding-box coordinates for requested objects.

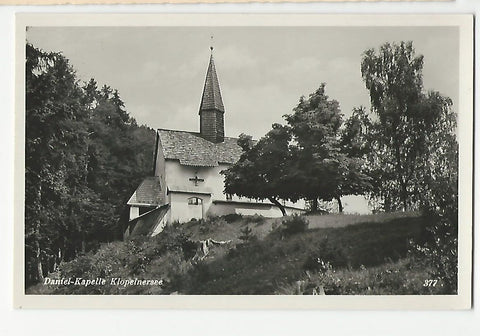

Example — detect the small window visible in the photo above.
[188,197,202,205]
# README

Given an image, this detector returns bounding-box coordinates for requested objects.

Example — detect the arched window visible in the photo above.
[188,197,202,205]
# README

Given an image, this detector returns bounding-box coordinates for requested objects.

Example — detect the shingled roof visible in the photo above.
[127,176,164,206]
[158,129,244,167]
[199,54,225,113]
[128,204,170,237]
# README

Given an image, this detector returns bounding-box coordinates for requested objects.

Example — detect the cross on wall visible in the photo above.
[189,174,204,186]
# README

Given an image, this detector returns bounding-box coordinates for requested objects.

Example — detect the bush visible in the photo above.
[303,237,348,271]
[410,215,458,294]
[249,214,265,224]
[238,226,256,243]
[277,257,440,295]
[223,213,243,223]
[199,216,227,234]
[281,215,309,236]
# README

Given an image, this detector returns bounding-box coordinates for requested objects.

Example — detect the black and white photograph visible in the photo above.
[14,14,472,308]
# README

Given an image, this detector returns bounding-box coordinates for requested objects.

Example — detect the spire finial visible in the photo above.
[210,35,214,53]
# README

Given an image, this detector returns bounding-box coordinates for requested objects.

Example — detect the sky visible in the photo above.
[26,26,459,140]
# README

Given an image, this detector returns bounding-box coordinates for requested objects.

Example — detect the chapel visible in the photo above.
[124,48,304,238]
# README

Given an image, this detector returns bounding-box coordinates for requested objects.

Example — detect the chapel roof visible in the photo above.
[127,176,164,206]
[128,204,170,236]
[199,54,225,113]
[158,129,244,167]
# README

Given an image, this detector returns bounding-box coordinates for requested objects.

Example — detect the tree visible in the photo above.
[336,107,374,212]
[222,125,296,216]
[25,43,89,282]
[25,43,156,286]
[360,41,456,211]
[285,84,371,212]
[361,41,458,292]
[82,78,99,108]
[224,84,372,215]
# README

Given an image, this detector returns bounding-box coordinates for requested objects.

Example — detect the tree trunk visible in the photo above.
[394,141,409,212]
[269,197,287,216]
[53,248,62,272]
[310,198,318,213]
[35,243,44,283]
[34,184,44,282]
[400,180,408,211]
[335,196,343,213]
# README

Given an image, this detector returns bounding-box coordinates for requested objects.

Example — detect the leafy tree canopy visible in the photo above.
[25,43,155,286]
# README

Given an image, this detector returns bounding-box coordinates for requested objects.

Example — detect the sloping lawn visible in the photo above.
[184,215,428,294]
[27,212,430,295]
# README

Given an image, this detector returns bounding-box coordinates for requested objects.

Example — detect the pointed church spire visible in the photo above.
[199,52,225,113]
[199,46,225,143]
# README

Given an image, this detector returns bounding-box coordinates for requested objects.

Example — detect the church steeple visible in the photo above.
[199,47,225,143]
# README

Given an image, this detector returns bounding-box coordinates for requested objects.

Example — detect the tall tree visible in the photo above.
[285,84,370,212]
[25,43,156,286]
[82,78,99,108]
[25,43,89,282]
[284,84,343,211]
[336,107,374,212]
[361,41,457,212]
[361,41,458,292]
[224,84,372,215]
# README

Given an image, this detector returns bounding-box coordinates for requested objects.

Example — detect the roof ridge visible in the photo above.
[158,128,242,140]
[157,129,255,143]
[157,128,199,134]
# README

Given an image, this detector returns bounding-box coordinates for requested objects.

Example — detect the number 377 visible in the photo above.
[423,279,438,287]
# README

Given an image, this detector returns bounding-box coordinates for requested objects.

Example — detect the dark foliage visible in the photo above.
[360,41,457,213]
[223,84,372,215]
[25,43,155,286]
[280,215,309,236]
[238,226,255,243]
[303,237,348,271]
[222,213,243,223]
[183,215,425,294]
[222,125,296,215]
[360,41,458,292]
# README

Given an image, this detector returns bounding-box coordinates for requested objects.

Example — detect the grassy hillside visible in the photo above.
[27,212,447,295]
[182,214,427,294]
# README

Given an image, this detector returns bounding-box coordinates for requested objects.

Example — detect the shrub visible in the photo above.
[249,214,265,224]
[199,215,227,234]
[238,226,256,243]
[223,213,243,223]
[277,257,439,295]
[410,215,458,294]
[281,215,309,236]
[303,237,348,271]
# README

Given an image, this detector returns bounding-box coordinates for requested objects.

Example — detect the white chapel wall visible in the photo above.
[129,206,139,220]
[164,160,226,200]
[169,192,212,223]
[154,135,167,201]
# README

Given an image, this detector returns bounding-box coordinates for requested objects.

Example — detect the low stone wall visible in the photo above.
[208,200,304,218]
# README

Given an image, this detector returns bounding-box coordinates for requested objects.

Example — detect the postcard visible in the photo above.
[14,13,473,309]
